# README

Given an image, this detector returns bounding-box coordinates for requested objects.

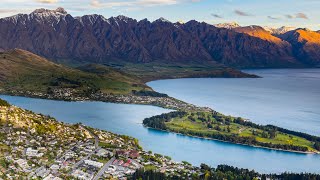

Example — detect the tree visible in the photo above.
[269,129,277,139]
[315,142,320,151]
[262,131,269,138]
[215,125,221,131]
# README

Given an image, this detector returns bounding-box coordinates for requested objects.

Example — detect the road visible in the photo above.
[71,148,100,171]
[92,157,115,180]
[80,125,99,150]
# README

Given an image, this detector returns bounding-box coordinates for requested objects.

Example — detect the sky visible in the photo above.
[1,0,319,30]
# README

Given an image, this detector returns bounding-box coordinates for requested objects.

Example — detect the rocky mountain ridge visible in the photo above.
[0,8,319,68]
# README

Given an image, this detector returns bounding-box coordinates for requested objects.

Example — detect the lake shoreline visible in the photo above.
[1,89,319,155]
[144,126,319,155]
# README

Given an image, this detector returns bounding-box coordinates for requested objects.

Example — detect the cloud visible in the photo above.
[90,0,192,8]
[211,13,222,18]
[35,0,58,3]
[0,9,19,14]
[285,14,293,19]
[284,13,308,20]
[267,16,279,20]
[234,10,252,16]
[296,13,308,19]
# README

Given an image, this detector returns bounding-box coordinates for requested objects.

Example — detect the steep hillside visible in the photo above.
[279,29,320,66]
[0,8,317,68]
[0,49,149,95]
[182,21,300,68]
[234,26,290,46]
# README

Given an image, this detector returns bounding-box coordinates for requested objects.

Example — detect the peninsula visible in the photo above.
[1,49,320,154]
[143,111,320,154]
[1,98,320,179]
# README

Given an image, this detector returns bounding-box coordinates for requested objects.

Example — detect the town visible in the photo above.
[0,99,202,179]
[2,88,212,112]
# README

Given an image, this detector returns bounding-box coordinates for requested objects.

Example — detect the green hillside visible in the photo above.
[104,61,257,82]
[0,49,148,95]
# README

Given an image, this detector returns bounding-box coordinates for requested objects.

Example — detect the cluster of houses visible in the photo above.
[92,92,212,112]
[0,103,203,179]
[7,87,212,112]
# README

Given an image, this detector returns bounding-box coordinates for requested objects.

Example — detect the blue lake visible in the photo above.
[1,69,320,173]
[149,69,320,136]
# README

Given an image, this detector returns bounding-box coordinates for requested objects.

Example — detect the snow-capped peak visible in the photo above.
[155,17,171,23]
[115,15,131,23]
[32,7,67,16]
[214,22,240,29]
[263,26,296,34]
[28,7,68,23]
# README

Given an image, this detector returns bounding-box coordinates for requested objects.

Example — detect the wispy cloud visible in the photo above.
[234,9,252,16]
[0,9,19,14]
[284,13,308,20]
[285,14,293,19]
[35,0,58,3]
[90,0,197,8]
[211,13,222,18]
[267,16,279,20]
[296,13,308,19]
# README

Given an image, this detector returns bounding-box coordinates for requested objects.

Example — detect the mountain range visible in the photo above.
[0,8,319,68]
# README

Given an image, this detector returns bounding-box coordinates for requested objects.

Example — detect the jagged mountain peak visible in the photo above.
[154,17,171,23]
[296,27,312,32]
[115,15,131,21]
[214,22,240,29]
[0,8,319,67]
[77,14,109,25]
[264,26,297,35]
[32,7,67,15]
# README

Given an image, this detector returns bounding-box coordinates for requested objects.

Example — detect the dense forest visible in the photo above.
[131,164,320,180]
[143,111,187,129]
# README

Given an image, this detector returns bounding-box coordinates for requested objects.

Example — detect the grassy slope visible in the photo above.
[165,112,318,152]
[77,63,151,93]
[0,49,148,95]
[103,61,258,82]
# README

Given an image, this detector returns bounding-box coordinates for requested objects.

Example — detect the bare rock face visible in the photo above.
[0,8,318,68]
[279,29,320,66]
[182,21,301,68]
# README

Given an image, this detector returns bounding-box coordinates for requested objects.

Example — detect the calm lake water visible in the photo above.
[1,69,320,173]
[149,69,320,136]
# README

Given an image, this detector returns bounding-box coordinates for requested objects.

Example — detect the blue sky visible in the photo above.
[1,0,319,30]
